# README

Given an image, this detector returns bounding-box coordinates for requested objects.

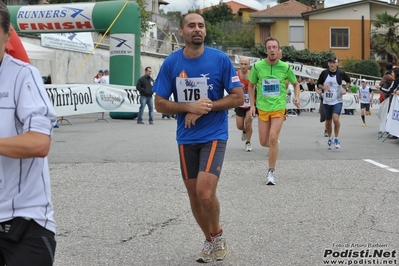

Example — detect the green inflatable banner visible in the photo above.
[8,1,141,119]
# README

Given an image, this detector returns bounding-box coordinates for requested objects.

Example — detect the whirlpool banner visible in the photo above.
[286,91,381,111]
[45,84,381,117]
[45,84,140,117]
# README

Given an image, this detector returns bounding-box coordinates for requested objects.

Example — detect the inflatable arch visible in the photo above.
[6,24,31,63]
[8,1,141,87]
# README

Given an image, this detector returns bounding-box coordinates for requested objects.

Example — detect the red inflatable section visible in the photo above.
[5,25,30,63]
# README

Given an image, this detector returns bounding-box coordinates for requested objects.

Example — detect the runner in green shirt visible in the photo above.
[248,37,300,185]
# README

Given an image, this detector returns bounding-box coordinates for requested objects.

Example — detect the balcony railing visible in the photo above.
[140,36,181,55]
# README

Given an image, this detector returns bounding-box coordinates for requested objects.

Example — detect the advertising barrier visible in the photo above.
[234,56,381,89]
[285,62,381,89]
[285,91,381,111]
[45,84,140,117]
[46,83,398,138]
[46,84,383,118]
[385,94,399,138]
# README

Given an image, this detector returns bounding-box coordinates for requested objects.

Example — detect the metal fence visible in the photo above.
[140,36,181,55]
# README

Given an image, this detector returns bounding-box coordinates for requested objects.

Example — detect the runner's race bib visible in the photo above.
[241,91,250,107]
[176,77,208,102]
[262,79,280,97]
[324,90,337,103]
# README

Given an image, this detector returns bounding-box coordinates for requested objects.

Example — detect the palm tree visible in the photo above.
[371,11,399,63]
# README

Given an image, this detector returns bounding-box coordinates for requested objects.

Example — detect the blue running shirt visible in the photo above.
[153,47,241,144]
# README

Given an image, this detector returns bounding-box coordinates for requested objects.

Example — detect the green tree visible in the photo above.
[250,44,335,68]
[219,20,255,48]
[342,58,381,78]
[371,11,399,63]
[135,0,153,36]
[250,43,267,58]
[204,22,224,46]
[166,11,183,21]
[187,2,235,48]
[341,57,358,73]
[354,59,381,77]
[201,2,234,25]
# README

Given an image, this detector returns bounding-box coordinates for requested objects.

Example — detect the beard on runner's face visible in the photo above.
[268,53,277,61]
[191,32,203,45]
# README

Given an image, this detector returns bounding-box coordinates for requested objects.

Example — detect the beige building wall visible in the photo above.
[241,10,252,22]
[271,19,289,46]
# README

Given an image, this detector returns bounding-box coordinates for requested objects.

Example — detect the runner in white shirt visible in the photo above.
[317,56,351,149]
[0,3,57,265]
[357,79,374,127]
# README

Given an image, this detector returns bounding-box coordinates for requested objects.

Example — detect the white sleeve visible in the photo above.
[15,66,57,135]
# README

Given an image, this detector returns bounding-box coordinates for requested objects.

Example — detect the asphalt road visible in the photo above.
[49,110,399,266]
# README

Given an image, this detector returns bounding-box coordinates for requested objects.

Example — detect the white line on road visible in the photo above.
[363,159,399,173]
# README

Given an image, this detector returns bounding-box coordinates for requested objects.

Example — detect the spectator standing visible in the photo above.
[307,78,316,112]
[307,78,316,92]
[101,69,109,84]
[299,76,308,91]
[136,67,155,124]
[286,82,298,115]
[152,13,243,262]
[0,2,57,265]
[377,67,399,110]
[377,62,394,102]
[350,81,357,93]
[93,70,103,83]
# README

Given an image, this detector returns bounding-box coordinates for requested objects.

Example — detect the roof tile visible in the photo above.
[252,0,313,16]
[198,0,259,15]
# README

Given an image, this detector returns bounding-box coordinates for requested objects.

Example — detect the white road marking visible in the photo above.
[363,159,399,173]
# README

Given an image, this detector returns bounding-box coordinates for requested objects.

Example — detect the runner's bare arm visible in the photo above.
[248,82,257,116]
[155,95,212,115]
[292,81,301,108]
[0,131,51,159]
[210,87,244,111]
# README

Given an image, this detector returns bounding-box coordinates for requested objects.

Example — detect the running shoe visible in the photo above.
[196,240,214,263]
[328,138,333,150]
[362,122,366,127]
[245,142,252,152]
[212,233,229,261]
[266,169,276,185]
[334,138,341,149]
[324,130,328,137]
[241,131,246,142]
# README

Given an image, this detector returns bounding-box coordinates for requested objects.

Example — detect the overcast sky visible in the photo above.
[161,0,391,13]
